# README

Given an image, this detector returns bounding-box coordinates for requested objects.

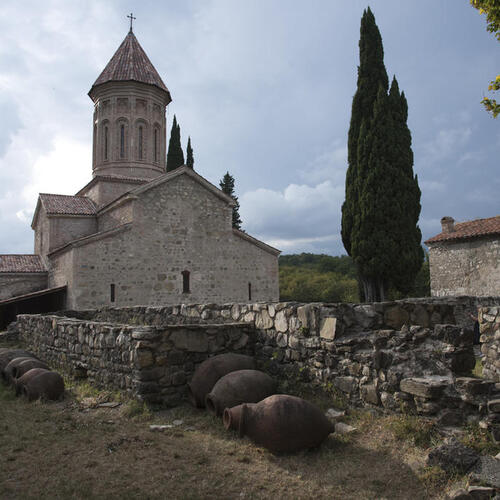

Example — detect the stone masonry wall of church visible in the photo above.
[97,199,134,232]
[0,273,48,301]
[50,175,278,309]
[429,236,500,297]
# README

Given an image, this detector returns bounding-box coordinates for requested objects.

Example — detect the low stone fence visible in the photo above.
[15,298,500,426]
[17,314,254,406]
[480,307,500,381]
[63,295,499,337]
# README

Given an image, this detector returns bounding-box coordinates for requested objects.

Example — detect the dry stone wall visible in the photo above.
[17,314,254,406]
[480,307,500,381]
[16,297,500,423]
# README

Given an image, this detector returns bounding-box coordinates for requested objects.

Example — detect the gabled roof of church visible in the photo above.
[0,255,47,273]
[39,194,97,216]
[89,30,171,99]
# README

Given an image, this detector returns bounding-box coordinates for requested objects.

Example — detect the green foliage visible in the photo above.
[279,253,356,277]
[470,0,500,117]
[186,136,194,168]
[342,8,423,301]
[219,171,242,229]
[122,399,153,421]
[342,6,388,257]
[166,115,185,172]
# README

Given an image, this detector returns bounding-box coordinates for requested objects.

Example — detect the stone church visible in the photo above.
[0,27,279,322]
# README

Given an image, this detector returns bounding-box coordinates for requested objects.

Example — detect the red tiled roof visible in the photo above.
[90,31,170,98]
[0,255,47,273]
[425,215,500,244]
[39,194,96,216]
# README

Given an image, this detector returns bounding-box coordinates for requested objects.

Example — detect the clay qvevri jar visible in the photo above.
[223,394,334,453]
[21,370,65,401]
[15,368,52,396]
[205,369,277,416]
[2,356,38,385]
[188,353,255,408]
[0,349,38,375]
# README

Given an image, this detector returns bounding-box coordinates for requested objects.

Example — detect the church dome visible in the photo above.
[89,30,171,103]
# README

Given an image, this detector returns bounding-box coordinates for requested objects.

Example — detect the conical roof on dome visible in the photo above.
[89,30,171,100]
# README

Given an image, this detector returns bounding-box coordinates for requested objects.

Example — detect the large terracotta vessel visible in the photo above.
[0,349,38,374]
[3,357,49,385]
[188,353,255,408]
[20,370,65,401]
[223,394,335,453]
[205,369,277,416]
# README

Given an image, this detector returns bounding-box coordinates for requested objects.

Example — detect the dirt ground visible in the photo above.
[0,341,466,499]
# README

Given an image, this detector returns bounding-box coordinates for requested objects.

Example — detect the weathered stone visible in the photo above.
[384,306,409,329]
[275,311,288,333]
[353,305,378,328]
[255,310,273,330]
[325,408,345,421]
[134,348,154,368]
[335,422,357,435]
[487,399,500,413]
[131,327,159,340]
[400,376,451,399]
[360,384,379,405]
[373,350,393,369]
[232,333,249,350]
[467,486,496,500]
[449,489,472,500]
[334,376,358,394]
[427,438,479,473]
[319,317,337,340]
[170,329,208,352]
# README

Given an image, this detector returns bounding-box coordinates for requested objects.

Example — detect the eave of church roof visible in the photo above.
[89,30,171,100]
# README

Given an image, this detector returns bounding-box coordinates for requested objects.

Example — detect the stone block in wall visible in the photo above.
[410,305,430,328]
[297,304,318,334]
[384,306,409,329]
[434,324,473,347]
[361,384,379,405]
[274,310,288,333]
[170,328,208,352]
[400,376,451,399]
[354,305,379,329]
[319,317,337,340]
[134,346,154,368]
[334,376,358,394]
[255,310,273,329]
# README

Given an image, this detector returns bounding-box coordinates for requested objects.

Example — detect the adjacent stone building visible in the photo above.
[425,215,500,297]
[0,28,279,316]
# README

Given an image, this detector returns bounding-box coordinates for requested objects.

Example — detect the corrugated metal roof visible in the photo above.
[90,31,170,96]
[0,255,47,273]
[39,194,96,216]
[425,215,500,244]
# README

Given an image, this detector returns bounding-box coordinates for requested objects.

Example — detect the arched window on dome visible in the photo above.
[120,124,125,159]
[101,122,109,161]
[138,125,143,160]
[154,128,159,163]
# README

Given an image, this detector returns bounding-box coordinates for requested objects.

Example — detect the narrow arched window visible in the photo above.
[138,125,143,160]
[104,126,109,160]
[120,124,125,158]
[182,270,190,294]
[110,284,115,303]
[154,129,159,162]
[248,283,252,301]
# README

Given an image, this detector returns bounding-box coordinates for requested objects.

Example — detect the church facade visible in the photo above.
[0,29,280,311]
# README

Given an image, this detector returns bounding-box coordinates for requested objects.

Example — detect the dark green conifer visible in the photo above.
[219,172,242,230]
[166,115,184,172]
[186,136,194,168]
[342,7,388,256]
[341,10,423,301]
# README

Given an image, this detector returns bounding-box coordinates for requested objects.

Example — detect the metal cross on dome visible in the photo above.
[127,13,136,32]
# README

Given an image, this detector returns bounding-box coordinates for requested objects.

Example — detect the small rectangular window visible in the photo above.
[248,282,252,301]
[182,271,190,294]
[110,284,115,303]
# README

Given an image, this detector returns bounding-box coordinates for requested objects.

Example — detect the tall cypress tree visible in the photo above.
[342,7,388,256]
[342,9,423,301]
[166,115,185,172]
[186,136,194,168]
[219,171,242,230]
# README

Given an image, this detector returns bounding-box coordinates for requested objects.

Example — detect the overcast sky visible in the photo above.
[0,0,498,256]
